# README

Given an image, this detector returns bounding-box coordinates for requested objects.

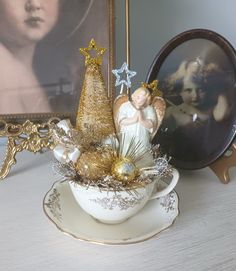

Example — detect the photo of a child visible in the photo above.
[148,31,236,169]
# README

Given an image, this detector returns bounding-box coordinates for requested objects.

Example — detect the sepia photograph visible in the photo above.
[147,29,236,169]
[0,0,114,120]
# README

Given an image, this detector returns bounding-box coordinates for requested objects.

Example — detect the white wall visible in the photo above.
[115,0,236,90]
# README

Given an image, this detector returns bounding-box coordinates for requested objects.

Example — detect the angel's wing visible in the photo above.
[151,96,166,139]
[113,94,129,133]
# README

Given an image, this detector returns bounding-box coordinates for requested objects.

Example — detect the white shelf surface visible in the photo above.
[0,146,236,271]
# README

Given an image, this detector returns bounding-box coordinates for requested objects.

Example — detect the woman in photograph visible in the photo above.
[159,57,233,163]
[0,0,94,114]
[0,0,61,114]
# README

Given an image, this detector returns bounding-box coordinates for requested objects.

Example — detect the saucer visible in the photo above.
[43,180,179,245]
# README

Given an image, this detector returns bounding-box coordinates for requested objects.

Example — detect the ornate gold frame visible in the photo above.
[0,118,60,179]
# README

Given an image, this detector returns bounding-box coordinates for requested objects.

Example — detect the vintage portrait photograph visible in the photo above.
[0,0,113,119]
[147,29,236,169]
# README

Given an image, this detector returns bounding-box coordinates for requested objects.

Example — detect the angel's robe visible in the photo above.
[118,101,157,155]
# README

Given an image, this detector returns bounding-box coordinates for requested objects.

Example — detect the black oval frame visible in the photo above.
[146,29,236,169]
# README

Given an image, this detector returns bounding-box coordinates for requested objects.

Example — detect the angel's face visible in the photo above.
[132,89,147,108]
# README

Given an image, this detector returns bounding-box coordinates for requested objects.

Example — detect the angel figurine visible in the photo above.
[113,80,166,155]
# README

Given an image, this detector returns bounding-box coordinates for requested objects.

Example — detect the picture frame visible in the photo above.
[0,0,114,124]
[147,29,236,169]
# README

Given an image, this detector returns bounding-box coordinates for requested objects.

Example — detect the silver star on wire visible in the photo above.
[112,62,137,88]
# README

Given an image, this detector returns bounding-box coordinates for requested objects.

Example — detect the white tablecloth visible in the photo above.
[0,146,236,271]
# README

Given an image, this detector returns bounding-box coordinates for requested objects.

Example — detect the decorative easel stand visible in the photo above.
[0,118,59,180]
[209,143,236,184]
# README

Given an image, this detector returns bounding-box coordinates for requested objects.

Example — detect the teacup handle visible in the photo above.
[149,168,179,200]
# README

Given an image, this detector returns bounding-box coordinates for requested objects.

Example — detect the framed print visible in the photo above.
[0,0,114,123]
[147,29,236,169]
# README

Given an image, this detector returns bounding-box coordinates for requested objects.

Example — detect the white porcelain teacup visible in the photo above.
[69,168,179,224]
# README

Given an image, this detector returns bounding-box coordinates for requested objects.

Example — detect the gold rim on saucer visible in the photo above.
[43,180,179,245]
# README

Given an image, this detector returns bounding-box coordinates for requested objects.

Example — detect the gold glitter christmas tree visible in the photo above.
[76,39,115,143]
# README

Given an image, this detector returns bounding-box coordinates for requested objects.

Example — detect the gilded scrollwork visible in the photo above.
[0,118,60,180]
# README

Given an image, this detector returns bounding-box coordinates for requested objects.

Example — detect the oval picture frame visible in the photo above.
[147,29,236,169]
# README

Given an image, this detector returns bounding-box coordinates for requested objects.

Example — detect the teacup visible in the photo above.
[69,168,179,224]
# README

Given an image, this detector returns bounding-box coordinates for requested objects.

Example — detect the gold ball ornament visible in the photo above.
[75,148,114,180]
[111,157,139,183]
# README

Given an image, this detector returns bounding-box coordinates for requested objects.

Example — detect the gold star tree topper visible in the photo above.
[80,38,106,66]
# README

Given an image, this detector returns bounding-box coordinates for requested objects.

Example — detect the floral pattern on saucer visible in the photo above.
[43,180,179,245]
